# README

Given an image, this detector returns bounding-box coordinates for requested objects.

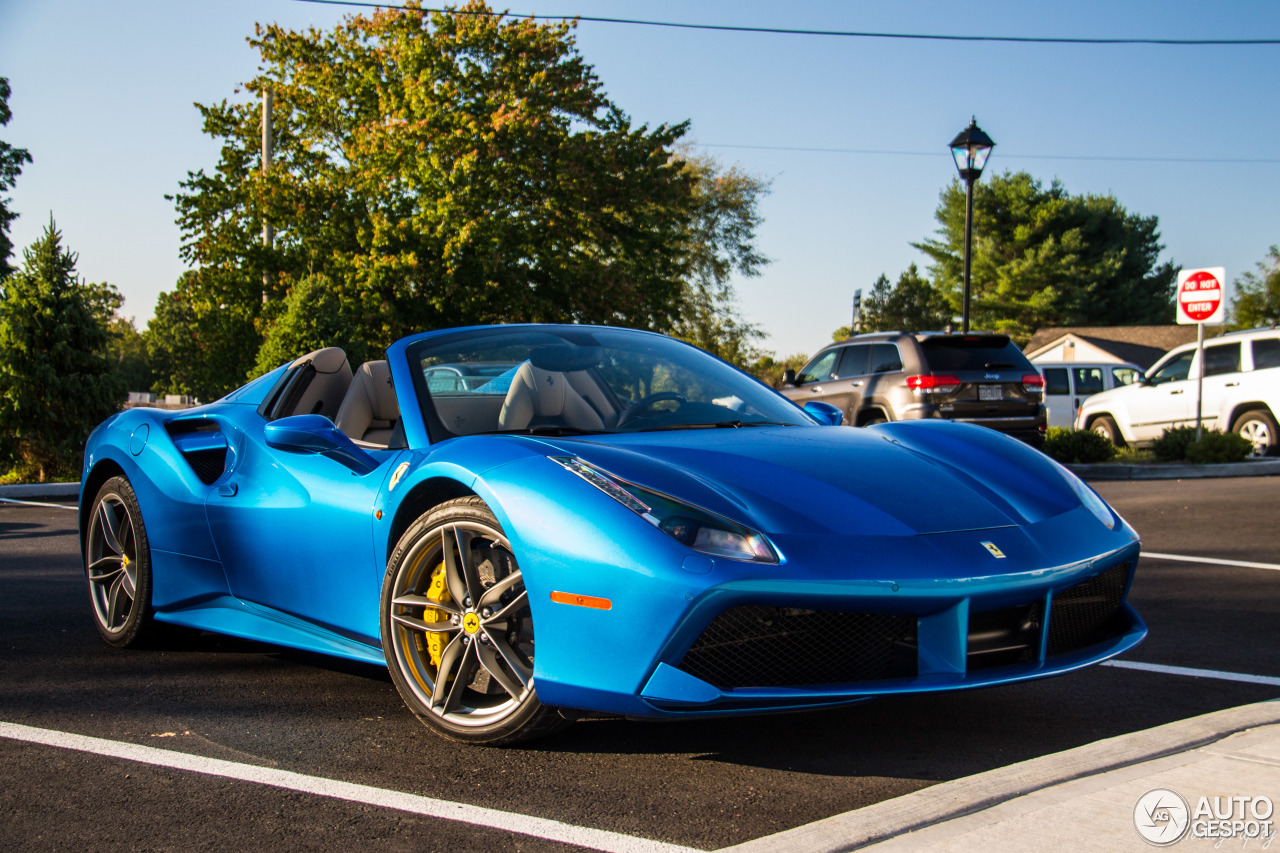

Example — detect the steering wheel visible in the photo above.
[617,392,687,427]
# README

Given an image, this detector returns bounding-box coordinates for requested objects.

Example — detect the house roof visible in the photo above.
[1023,326,1201,369]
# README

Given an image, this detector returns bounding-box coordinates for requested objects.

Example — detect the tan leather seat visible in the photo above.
[283,347,352,420]
[498,362,606,432]
[335,361,400,446]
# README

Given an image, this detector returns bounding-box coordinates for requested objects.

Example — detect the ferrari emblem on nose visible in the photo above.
[981,541,1007,558]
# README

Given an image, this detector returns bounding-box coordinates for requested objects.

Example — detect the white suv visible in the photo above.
[1075,327,1280,456]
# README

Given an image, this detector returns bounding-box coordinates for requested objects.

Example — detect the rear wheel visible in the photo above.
[84,476,154,647]
[381,497,568,745]
[1090,415,1124,447]
[1232,409,1278,457]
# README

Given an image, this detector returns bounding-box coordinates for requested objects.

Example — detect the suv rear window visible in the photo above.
[918,335,1031,372]
[1254,337,1280,370]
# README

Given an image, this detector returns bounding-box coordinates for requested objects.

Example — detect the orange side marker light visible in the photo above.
[550,590,612,610]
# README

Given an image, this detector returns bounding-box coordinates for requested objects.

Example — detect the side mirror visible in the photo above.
[782,368,797,387]
[264,414,379,475]
[803,401,844,427]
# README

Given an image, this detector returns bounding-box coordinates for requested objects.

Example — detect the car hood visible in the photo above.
[521,422,1082,537]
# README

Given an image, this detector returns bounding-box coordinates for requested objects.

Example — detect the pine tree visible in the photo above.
[0,220,125,480]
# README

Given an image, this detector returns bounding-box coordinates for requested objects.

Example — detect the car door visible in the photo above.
[791,348,843,404]
[1042,367,1072,428]
[1071,366,1105,425]
[1194,341,1243,430]
[205,416,400,644]
[820,345,872,421]
[1128,350,1195,440]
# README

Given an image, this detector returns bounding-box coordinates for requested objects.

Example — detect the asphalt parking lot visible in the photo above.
[2,476,1278,851]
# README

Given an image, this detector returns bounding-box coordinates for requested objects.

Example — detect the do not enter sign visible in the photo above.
[1177,267,1225,325]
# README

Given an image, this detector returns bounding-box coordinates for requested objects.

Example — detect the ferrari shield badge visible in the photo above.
[980,541,1007,559]
[389,461,410,492]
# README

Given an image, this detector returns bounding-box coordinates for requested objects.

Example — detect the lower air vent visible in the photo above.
[677,605,916,689]
[1047,562,1131,657]
[967,602,1043,671]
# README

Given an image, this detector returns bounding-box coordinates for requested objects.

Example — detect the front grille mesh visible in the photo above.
[677,605,916,689]
[1047,562,1131,657]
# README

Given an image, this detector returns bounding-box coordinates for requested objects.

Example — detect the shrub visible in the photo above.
[1185,430,1254,464]
[1042,427,1116,464]
[1151,426,1197,462]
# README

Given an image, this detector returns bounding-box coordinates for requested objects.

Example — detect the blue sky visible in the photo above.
[2,0,1278,358]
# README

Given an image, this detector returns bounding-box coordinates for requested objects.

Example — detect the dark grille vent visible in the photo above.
[184,448,227,485]
[968,602,1042,671]
[677,605,916,689]
[1047,562,1131,657]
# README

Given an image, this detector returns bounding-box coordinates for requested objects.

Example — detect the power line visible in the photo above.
[697,143,1280,165]
[291,0,1280,46]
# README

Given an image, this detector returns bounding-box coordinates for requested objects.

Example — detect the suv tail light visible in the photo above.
[907,374,961,394]
[1021,373,1045,394]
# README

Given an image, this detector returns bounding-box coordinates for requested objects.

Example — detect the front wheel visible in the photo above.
[381,496,568,745]
[1232,409,1278,457]
[1090,415,1124,447]
[84,476,154,647]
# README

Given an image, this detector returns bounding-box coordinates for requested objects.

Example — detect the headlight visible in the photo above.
[1054,461,1117,530]
[551,456,778,563]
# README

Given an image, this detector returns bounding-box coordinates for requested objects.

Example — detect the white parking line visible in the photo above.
[1103,660,1280,688]
[0,722,701,853]
[0,497,77,510]
[1144,551,1280,572]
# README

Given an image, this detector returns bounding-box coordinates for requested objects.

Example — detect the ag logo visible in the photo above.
[1134,788,1190,845]
[388,461,410,492]
[980,541,1006,559]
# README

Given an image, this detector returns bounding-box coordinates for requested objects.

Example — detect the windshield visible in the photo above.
[408,326,812,438]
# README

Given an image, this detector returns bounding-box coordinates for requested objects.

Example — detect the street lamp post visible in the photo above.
[949,119,995,333]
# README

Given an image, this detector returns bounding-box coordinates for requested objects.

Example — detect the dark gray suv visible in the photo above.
[780,332,1048,446]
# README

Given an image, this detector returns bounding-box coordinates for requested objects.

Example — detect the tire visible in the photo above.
[84,476,155,647]
[1232,409,1278,458]
[381,496,568,745]
[1090,415,1124,447]
[861,415,888,427]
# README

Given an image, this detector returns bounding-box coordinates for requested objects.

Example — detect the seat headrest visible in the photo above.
[290,346,349,375]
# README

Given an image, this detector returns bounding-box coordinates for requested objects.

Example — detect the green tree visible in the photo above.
[0,77,34,279]
[167,1,700,392]
[851,265,954,335]
[253,274,376,375]
[668,154,771,367]
[106,315,154,394]
[915,171,1176,342]
[0,221,125,480]
[1231,246,1280,328]
[145,269,260,401]
[748,351,810,389]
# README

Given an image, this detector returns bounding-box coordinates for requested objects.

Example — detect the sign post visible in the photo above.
[1175,267,1225,440]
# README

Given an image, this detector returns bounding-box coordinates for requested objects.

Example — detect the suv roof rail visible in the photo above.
[1220,325,1279,336]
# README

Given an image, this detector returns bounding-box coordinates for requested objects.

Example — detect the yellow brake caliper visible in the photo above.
[423,562,451,668]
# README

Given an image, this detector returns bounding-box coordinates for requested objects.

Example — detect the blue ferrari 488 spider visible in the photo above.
[80,325,1145,744]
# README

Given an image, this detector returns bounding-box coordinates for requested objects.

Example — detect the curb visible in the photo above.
[1067,458,1280,481]
[719,699,1280,853]
[0,482,80,500]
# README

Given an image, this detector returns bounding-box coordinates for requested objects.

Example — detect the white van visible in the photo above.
[1038,362,1143,429]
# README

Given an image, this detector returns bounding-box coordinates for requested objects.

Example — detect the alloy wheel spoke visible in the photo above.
[392,610,459,635]
[440,526,470,605]
[476,638,528,699]
[98,501,124,555]
[452,525,485,604]
[485,589,529,625]
[106,574,131,628]
[440,637,481,712]
[477,571,522,611]
[87,556,123,584]
[479,629,532,692]
[392,592,460,616]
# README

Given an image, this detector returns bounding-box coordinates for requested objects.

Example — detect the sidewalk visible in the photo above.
[726,700,1280,852]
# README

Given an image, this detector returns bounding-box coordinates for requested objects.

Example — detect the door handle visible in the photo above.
[217,482,238,497]
[810,386,823,393]
[852,381,863,387]
[1225,382,1239,387]
[1170,390,1183,395]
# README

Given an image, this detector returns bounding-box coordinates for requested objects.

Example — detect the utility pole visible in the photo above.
[262,87,274,303]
